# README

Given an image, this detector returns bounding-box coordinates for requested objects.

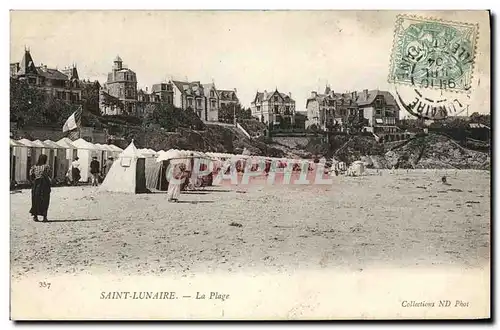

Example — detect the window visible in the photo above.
[274,96,279,102]
[210,91,214,98]
[196,99,202,108]
[375,98,383,108]
[188,98,193,107]
[285,106,290,115]
[274,105,279,114]
[211,100,216,109]
[376,109,382,116]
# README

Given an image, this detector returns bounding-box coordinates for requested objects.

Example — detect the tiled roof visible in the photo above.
[172,80,204,97]
[218,89,238,101]
[306,90,398,108]
[36,67,69,80]
[355,90,398,106]
[253,90,294,103]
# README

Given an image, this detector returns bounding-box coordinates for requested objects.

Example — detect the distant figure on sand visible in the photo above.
[29,154,51,222]
[104,157,114,177]
[71,157,81,186]
[167,163,188,202]
[90,156,100,186]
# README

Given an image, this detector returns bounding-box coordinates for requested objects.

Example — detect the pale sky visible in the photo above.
[10,10,491,114]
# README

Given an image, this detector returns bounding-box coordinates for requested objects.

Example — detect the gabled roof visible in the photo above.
[17,50,38,76]
[202,83,219,98]
[253,90,294,103]
[355,90,398,107]
[218,89,238,101]
[171,80,204,97]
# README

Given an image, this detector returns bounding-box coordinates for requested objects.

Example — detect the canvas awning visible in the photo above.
[56,138,77,149]
[72,138,99,150]
[43,140,65,149]
[17,139,37,147]
[10,139,23,147]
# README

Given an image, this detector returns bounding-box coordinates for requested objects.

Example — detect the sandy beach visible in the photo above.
[10,169,490,279]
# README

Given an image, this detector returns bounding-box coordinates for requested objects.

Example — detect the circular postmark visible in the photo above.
[389,16,478,120]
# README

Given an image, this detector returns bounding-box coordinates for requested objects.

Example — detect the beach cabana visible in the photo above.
[33,140,57,179]
[71,138,100,182]
[43,140,67,181]
[100,141,150,194]
[56,137,78,161]
[16,139,40,183]
[10,139,26,183]
[108,144,123,159]
[349,161,365,176]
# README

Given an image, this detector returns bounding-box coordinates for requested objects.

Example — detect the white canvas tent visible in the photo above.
[100,141,152,193]
[71,138,100,182]
[56,137,78,161]
[43,140,67,181]
[10,139,26,183]
[108,144,124,159]
[16,139,40,183]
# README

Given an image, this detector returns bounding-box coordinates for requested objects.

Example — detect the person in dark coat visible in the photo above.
[71,157,81,186]
[29,154,52,222]
[90,156,100,186]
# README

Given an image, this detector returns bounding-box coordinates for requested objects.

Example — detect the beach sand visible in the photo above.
[10,169,490,279]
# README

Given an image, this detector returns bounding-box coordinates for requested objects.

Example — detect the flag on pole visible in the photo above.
[62,107,82,133]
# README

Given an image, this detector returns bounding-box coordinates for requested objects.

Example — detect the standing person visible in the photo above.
[104,157,114,177]
[167,163,187,203]
[71,157,81,186]
[90,156,100,186]
[29,154,52,222]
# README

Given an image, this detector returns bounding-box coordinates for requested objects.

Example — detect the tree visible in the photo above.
[470,112,491,127]
[10,78,77,127]
[218,103,249,123]
[144,103,205,132]
[81,81,101,115]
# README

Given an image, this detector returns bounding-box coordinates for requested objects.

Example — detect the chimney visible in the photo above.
[264,90,268,99]
[146,87,148,92]
[289,92,292,98]
[364,89,369,98]
[311,91,317,98]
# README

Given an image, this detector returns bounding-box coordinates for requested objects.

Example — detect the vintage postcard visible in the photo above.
[9,10,491,320]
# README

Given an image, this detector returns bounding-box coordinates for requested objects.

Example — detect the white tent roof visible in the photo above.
[17,138,37,147]
[119,141,145,159]
[43,140,64,149]
[32,140,52,148]
[139,148,155,155]
[94,143,110,151]
[108,144,123,152]
[56,138,77,149]
[10,139,23,147]
[156,149,182,162]
[72,138,98,150]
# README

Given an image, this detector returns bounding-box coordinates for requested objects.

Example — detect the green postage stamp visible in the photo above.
[388,15,479,93]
